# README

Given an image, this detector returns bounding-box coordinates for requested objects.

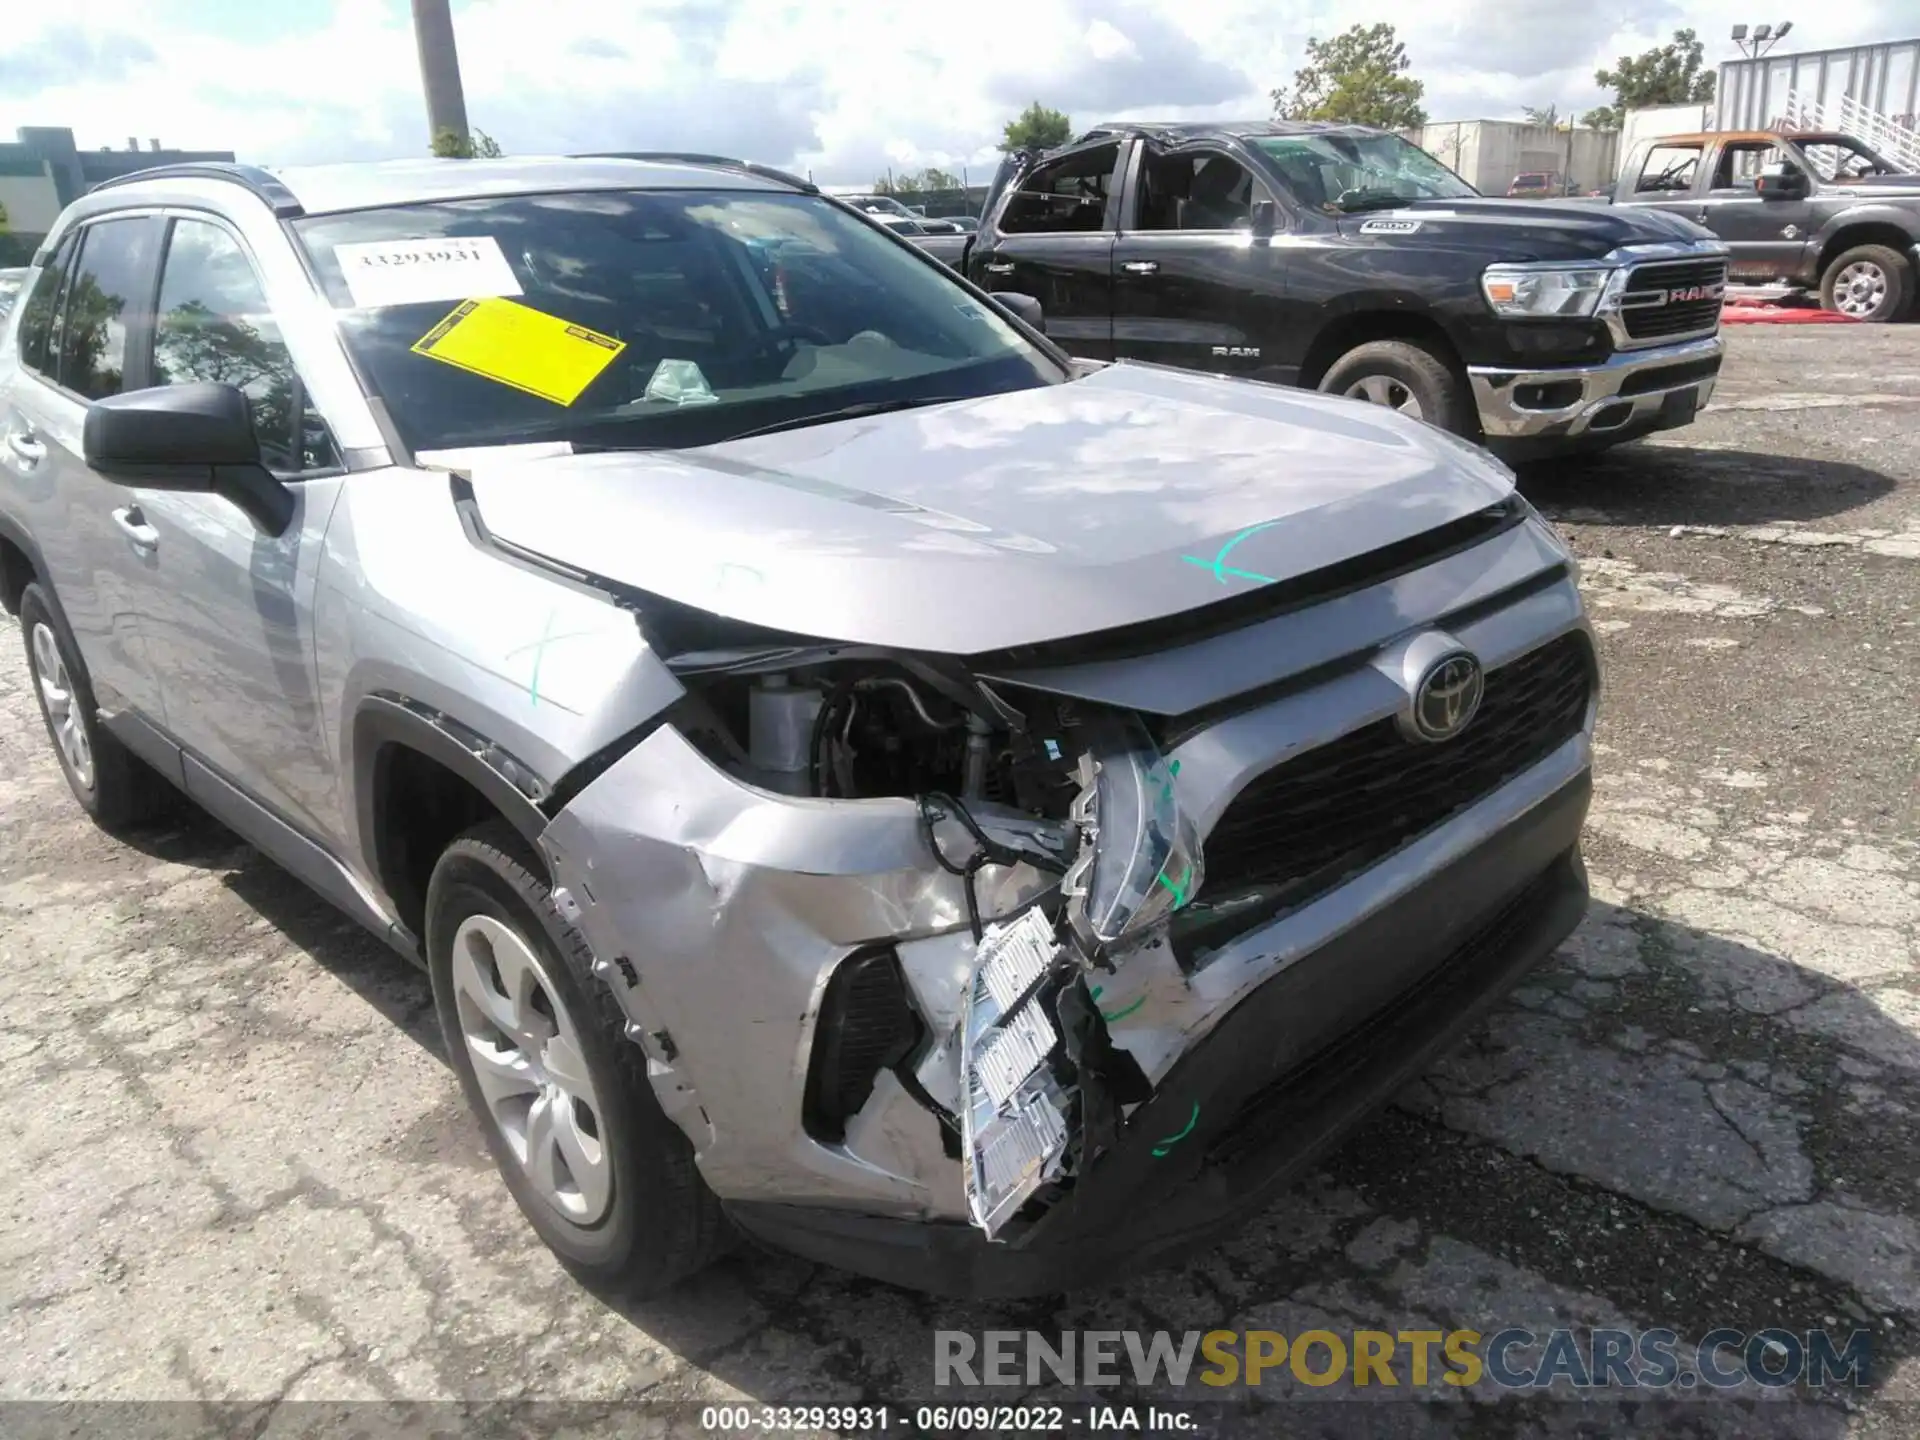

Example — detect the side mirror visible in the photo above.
[1250,199,1278,240]
[83,382,294,535]
[990,291,1045,333]
[1755,165,1808,200]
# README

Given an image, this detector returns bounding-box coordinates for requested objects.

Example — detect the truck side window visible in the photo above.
[999,144,1120,235]
[1634,146,1701,194]
[14,231,81,382]
[55,217,161,401]
[1136,152,1266,232]
[1711,143,1791,190]
[151,218,342,476]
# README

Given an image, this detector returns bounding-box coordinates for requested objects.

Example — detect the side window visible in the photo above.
[1711,143,1789,190]
[56,217,160,401]
[999,144,1120,235]
[152,218,341,475]
[1635,146,1701,194]
[15,231,81,379]
[1137,151,1265,231]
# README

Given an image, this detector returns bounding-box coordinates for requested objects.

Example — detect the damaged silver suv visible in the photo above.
[0,156,1596,1297]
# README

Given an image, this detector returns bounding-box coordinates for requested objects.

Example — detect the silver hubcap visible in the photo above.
[451,914,612,1224]
[30,622,94,792]
[1344,374,1425,418]
[1833,261,1888,318]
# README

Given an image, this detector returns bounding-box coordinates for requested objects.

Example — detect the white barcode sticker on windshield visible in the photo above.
[333,236,523,309]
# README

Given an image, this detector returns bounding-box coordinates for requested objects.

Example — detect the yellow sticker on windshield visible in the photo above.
[411,297,625,406]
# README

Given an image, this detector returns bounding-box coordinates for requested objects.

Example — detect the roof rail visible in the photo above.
[571,151,817,193]
[86,162,304,217]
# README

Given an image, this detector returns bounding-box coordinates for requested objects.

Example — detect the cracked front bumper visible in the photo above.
[1469,334,1723,445]
[726,762,1593,1298]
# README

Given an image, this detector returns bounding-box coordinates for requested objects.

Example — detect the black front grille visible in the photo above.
[1197,632,1593,911]
[1618,354,1723,397]
[1620,258,1727,341]
[1205,866,1558,1167]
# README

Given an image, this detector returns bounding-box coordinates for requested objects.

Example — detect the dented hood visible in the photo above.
[460,362,1513,654]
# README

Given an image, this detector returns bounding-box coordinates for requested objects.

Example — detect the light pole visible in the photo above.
[1731,21,1794,59]
[412,0,470,151]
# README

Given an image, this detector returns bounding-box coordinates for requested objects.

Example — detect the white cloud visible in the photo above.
[0,1,1912,185]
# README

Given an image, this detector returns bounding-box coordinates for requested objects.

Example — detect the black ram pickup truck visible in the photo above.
[956,121,1731,459]
[1610,129,1920,323]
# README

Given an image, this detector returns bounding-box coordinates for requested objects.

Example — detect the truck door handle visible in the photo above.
[4,430,43,466]
[111,505,159,552]
[982,261,1015,275]
[1122,260,1159,275]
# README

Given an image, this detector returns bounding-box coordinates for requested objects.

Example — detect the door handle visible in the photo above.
[1122,260,1159,275]
[4,430,44,466]
[982,261,1015,275]
[111,505,159,552]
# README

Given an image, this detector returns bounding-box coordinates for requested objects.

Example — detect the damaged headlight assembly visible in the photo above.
[959,716,1199,1238]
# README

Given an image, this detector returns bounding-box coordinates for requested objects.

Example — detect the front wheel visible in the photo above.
[19,581,168,829]
[1318,339,1476,438]
[1819,244,1915,323]
[426,820,730,1296]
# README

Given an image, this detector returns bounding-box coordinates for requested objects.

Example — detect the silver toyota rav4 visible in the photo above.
[0,156,1596,1298]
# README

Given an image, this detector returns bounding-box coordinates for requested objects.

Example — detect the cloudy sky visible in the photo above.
[1,1,1911,184]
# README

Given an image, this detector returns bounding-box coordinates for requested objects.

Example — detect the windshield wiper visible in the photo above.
[714,395,972,444]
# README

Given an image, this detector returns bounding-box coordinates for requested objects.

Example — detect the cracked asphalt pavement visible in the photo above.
[3,325,1918,1437]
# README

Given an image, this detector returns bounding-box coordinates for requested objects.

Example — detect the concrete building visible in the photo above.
[0,127,236,263]
[1399,119,1620,197]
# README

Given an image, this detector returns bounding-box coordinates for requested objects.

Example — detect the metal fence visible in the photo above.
[1718,37,1920,134]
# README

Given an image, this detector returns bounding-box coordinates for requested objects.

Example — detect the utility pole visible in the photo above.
[411,0,470,150]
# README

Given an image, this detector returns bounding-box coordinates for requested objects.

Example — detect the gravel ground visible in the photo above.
[3,325,1918,1437]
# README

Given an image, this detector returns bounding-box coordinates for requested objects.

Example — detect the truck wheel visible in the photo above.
[1819,245,1914,323]
[19,581,168,830]
[426,819,731,1297]
[1319,340,1474,436]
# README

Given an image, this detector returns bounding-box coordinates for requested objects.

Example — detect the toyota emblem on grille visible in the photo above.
[1410,652,1484,742]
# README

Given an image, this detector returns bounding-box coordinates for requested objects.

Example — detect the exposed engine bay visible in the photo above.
[664,651,1205,1239]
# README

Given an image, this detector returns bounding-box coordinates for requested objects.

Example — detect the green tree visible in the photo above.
[1271,23,1427,129]
[923,166,960,192]
[56,273,125,394]
[1523,104,1559,127]
[1588,28,1715,130]
[430,126,504,158]
[1580,106,1621,131]
[1000,102,1072,153]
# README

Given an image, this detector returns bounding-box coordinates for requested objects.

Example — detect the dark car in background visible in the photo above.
[960,120,1728,459]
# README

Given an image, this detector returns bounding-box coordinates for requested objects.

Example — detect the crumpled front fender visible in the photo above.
[538,723,1052,1218]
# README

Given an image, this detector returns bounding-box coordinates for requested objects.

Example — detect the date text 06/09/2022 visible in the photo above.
[699,1404,1196,1432]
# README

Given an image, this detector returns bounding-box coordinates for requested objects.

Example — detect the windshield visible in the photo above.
[293,189,1060,453]
[1253,132,1477,212]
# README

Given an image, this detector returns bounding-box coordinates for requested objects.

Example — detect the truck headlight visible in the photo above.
[1482,264,1612,318]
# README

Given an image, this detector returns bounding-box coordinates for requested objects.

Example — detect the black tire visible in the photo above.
[426,819,731,1297]
[18,581,168,830]
[1818,244,1915,323]
[1318,339,1476,437]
